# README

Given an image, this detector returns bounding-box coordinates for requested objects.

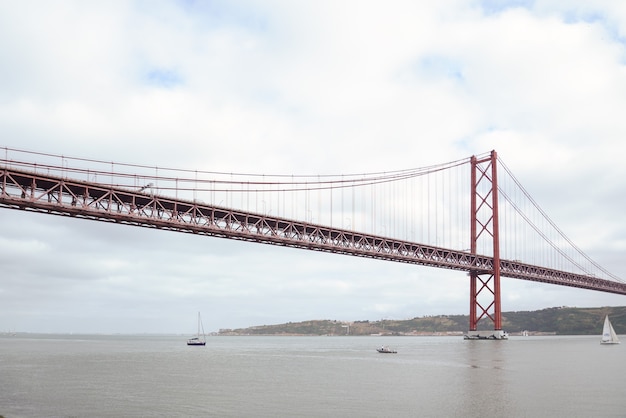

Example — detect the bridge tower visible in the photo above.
[466,150,507,340]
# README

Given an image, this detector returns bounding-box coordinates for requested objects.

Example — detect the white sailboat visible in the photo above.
[187,312,206,346]
[600,315,620,345]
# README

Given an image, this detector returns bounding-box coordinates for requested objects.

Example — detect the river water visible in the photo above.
[0,334,624,417]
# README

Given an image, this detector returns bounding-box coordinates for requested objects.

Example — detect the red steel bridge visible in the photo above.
[1,148,624,339]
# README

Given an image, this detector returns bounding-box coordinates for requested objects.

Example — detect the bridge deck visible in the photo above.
[2,165,625,295]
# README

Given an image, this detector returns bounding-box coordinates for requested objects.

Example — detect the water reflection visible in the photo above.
[460,340,514,417]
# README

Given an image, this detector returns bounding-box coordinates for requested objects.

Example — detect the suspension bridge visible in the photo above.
[1,147,624,339]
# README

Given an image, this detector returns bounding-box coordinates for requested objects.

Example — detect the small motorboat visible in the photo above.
[376,345,397,354]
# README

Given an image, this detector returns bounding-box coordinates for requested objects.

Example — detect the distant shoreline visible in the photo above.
[217,306,624,336]
[4,306,622,335]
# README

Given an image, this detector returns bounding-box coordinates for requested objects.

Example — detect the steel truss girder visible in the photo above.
[1,166,625,296]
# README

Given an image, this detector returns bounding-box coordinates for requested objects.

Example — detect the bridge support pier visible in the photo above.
[463,330,508,340]
[466,151,507,340]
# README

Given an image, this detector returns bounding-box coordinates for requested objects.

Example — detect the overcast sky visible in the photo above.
[1,1,626,334]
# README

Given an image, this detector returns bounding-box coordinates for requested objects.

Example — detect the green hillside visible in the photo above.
[218,306,626,336]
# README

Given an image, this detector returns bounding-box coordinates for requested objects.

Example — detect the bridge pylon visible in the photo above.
[465,150,507,340]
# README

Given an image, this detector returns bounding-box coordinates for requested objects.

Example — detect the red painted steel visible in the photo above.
[469,155,477,330]
[1,160,626,299]
[469,151,503,332]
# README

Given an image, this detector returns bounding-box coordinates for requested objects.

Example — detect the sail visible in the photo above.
[197,312,206,343]
[601,315,620,344]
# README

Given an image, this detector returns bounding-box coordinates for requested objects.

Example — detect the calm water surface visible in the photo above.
[0,334,624,417]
